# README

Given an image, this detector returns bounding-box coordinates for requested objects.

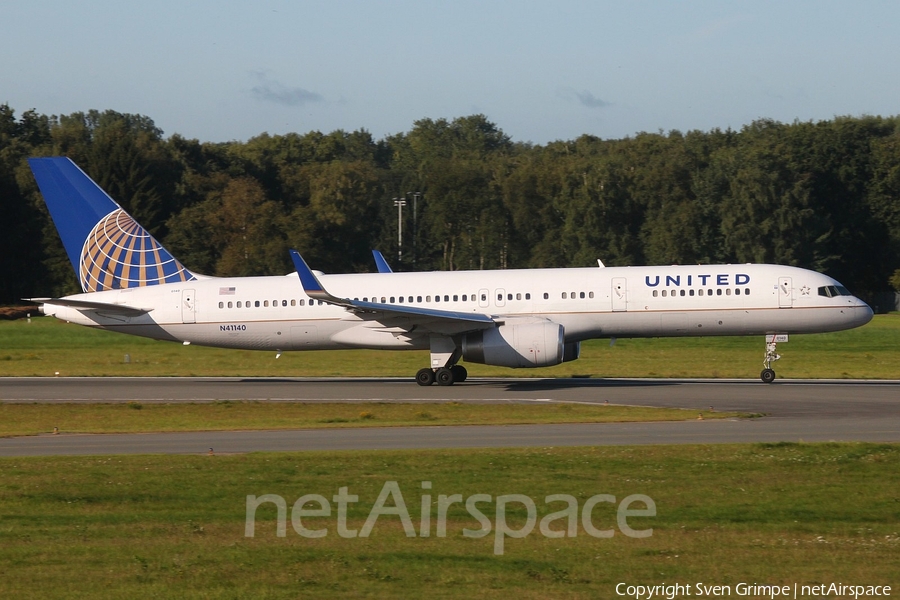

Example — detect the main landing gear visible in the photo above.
[416,365,468,386]
[416,335,468,386]
[760,339,782,383]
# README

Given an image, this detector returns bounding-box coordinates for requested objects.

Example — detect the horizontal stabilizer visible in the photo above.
[28,297,152,317]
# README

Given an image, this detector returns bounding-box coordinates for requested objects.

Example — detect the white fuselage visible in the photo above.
[42,264,873,353]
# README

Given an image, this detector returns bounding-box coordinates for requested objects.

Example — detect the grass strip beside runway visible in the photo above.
[0,443,897,598]
[0,402,745,437]
[1,314,899,379]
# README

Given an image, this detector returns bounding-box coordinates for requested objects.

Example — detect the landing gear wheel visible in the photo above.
[760,368,776,384]
[450,365,467,383]
[416,368,435,386]
[435,367,455,386]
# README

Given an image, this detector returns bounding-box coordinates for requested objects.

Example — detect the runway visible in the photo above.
[1,377,899,456]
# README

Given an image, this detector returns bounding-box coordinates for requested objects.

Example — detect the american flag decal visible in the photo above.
[219,287,236,295]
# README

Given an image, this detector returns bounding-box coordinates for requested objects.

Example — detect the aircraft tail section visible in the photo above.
[28,157,195,292]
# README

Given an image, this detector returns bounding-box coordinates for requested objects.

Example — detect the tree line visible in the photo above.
[2,104,899,306]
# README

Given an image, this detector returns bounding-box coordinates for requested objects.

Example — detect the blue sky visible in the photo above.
[3,1,898,144]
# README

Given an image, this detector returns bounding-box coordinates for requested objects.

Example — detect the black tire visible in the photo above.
[435,367,455,386]
[450,365,468,383]
[760,368,776,383]
[416,368,435,386]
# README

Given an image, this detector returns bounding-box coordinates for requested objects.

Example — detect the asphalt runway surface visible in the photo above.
[1,377,899,456]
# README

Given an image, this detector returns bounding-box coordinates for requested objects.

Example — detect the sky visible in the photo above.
[2,1,899,145]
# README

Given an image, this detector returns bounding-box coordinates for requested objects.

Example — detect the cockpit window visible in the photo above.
[818,285,853,298]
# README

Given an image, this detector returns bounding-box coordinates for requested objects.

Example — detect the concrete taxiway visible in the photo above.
[1,377,898,456]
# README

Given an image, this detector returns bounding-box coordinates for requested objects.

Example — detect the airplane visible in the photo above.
[27,156,874,385]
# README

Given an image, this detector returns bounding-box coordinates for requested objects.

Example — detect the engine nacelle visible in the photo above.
[462,322,565,368]
[563,341,580,363]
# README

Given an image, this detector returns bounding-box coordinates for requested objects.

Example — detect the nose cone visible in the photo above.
[851,299,874,328]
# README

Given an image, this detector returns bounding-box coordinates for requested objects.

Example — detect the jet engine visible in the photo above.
[462,321,572,368]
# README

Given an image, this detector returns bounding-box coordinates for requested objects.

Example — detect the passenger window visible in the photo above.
[746,288,750,295]
[588,292,593,299]
[291,299,296,306]
[653,290,658,297]
[227,301,233,308]
[708,289,712,296]
[399,296,404,303]
[218,301,224,308]
[237,301,242,308]
[571,292,576,299]
[689,289,694,297]
[481,294,487,301]
[507,293,512,301]
[516,293,521,300]
[408,296,413,303]
[254,300,260,307]
[543,293,549,300]
[562,292,567,299]
[417,296,422,303]
[390,297,395,303]
[247,302,251,309]
[717,289,722,296]
[435,296,441,303]
[444,295,450,302]
[726,289,731,296]
[698,289,704,296]
[680,290,685,297]
[662,290,667,297]
[497,294,503,301]
[462,295,467,302]
[453,295,458,302]
[579,292,584,299]
[299,299,305,306]
[526,293,531,300]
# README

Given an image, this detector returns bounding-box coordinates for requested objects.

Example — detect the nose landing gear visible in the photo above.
[761,338,783,383]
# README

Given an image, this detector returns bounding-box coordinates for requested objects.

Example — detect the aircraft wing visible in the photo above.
[290,250,495,335]
[28,297,153,317]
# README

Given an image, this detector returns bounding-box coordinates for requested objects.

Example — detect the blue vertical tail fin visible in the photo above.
[28,157,195,293]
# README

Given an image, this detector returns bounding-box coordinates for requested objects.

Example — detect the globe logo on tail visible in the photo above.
[79,209,194,292]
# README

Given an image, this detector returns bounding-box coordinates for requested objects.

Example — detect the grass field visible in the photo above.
[0,401,745,437]
[1,313,899,379]
[1,443,897,599]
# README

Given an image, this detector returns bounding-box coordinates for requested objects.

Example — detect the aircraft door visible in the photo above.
[181,289,196,323]
[611,278,627,312]
[778,277,792,308]
[495,289,506,307]
[478,288,489,308]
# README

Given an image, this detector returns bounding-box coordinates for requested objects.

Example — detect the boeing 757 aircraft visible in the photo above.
[28,157,873,385]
